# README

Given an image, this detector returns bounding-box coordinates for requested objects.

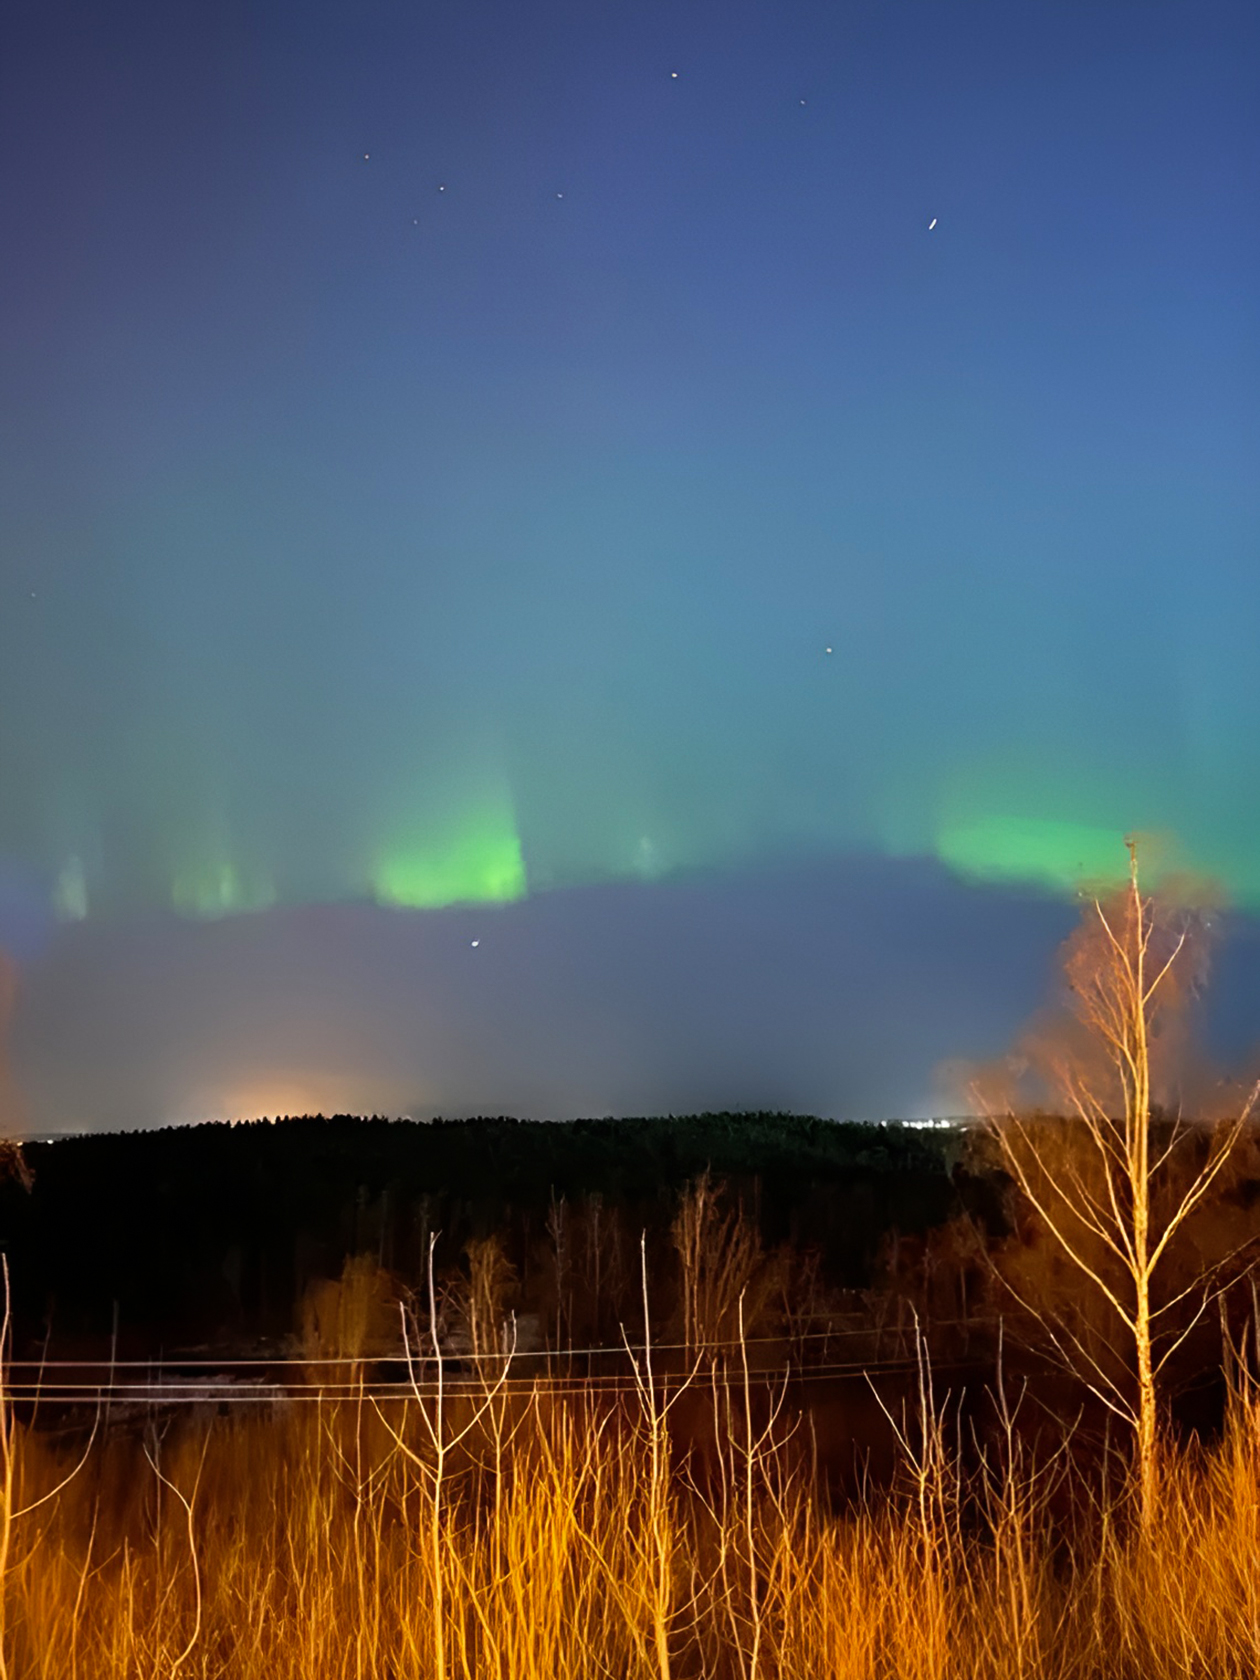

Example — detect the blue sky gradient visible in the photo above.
[1,1,1256,1124]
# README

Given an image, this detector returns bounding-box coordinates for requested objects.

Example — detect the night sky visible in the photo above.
[2,1,1257,1130]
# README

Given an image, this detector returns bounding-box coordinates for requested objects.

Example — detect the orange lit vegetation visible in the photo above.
[968,841,1260,1529]
[5,1227,1260,1679]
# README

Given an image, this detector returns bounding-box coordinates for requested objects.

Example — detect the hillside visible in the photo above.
[0,1112,994,1357]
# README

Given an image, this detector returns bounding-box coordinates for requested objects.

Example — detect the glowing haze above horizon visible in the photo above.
[2,0,1258,1131]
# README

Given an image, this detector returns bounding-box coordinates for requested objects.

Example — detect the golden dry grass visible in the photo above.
[3,1369,1260,1680]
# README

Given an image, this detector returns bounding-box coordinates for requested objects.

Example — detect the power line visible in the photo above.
[4,1319,982,1370]
[8,1356,990,1406]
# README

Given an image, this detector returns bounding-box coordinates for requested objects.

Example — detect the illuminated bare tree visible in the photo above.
[972,840,1259,1525]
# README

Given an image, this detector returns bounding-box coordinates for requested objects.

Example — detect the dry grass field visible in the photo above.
[4,1323,1260,1680]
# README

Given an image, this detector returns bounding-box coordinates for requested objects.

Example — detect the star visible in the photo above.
[470,940,480,948]
[799,98,807,106]
[825,646,832,654]
[363,153,370,161]
[438,183,447,192]
[555,191,564,198]
[928,217,937,230]
[670,71,678,79]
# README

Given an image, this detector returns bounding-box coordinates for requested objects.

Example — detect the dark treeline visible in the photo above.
[0,1112,1003,1360]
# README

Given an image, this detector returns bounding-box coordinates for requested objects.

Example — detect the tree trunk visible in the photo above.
[1135,1274,1158,1528]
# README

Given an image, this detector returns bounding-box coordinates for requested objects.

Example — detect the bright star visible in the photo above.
[928,217,937,230]
[470,940,480,948]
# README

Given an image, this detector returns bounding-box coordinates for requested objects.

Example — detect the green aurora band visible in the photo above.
[32,795,1259,925]
[371,801,527,911]
[934,817,1132,896]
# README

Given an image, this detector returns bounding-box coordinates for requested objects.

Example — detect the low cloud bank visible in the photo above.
[12,852,1244,1134]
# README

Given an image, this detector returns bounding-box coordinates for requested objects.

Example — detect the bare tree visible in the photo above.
[671,1172,781,1357]
[971,840,1260,1525]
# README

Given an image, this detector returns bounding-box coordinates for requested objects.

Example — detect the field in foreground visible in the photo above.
[7,1355,1260,1680]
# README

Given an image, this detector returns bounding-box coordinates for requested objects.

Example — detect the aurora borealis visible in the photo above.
[1,0,1257,1127]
